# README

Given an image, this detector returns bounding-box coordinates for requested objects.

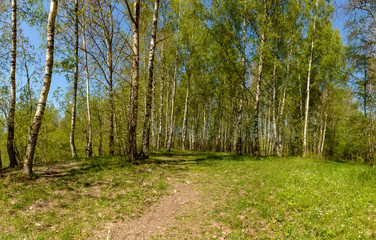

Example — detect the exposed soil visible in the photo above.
[99,176,207,240]
[3,156,231,239]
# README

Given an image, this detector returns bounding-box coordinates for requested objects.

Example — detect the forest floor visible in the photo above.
[1,151,376,239]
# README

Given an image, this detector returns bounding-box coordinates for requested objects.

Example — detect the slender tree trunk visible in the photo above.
[70,0,79,159]
[235,13,246,155]
[21,40,33,119]
[128,0,140,162]
[318,108,323,155]
[201,105,206,149]
[164,75,170,148]
[83,24,92,158]
[266,105,270,155]
[321,113,327,156]
[181,72,191,150]
[272,47,277,155]
[164,79,171,149]
[303,0,318,157]
[157,43,165,151]
[7,0,18,168]
[0,150,2,177]
[368,76,373,163]
[167,69,177,151]
[98,114,103,156]
[245,99,250,153]
[253,33,265,156]
[215,95,222,152]
[167,9,181,152]
[313,108,317,154]
[140,0,160,159]
[224,126,228,152]
[114,111,122,155]
[23,0,58,175]
[106,38,115,155]
[277,45,292,156]
[151,74,157,149]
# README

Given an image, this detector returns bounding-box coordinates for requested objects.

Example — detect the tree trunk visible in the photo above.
[303,0,318,157]
[164,75,170,149]
[318,108,323,155]
[151,74,157,149]
[266,105,270,155]
[215,94,222,152]
[23,0,58,175]
[114,111,123,155]
[245,99,250,153]
[272,43,278,155]
[20,40,33,119]
[0,150,2,177]
[368,75,373,163]
[201,105,206,149]
[83,23,92,158]
[7,0,18,168]
[106,39,115,155]
[70,0,79,159]
[224,125,228,152]
[167,8,181,152]
[320,113,327,156]
[181,72,190,150]
[128,0,140,162]
[235,13,246,156]
[167,68,177,151]
[140,0,160,159]
[157,43,165,151]
[253,33,265,157]
[98,114,103,156]
[277,45,292,157]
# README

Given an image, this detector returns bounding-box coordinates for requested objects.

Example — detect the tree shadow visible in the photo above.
[4,151,264,183]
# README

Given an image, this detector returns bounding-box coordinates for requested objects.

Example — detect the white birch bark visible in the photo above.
[140,0,160,158]
[82,21,92,158]
[181,72,190,150]
[7,0,17,167]
[23,0,58,175]
[303,0,318,156]
[157,42,165,151]
[253,33,265,156]
[70,0,79,159]
[128,0,140,162]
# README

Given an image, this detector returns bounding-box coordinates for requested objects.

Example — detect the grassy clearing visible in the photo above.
[2,151,376,239]
[178,152,376,239]
[0,156,169,239]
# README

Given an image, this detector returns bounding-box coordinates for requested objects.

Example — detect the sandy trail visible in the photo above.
[101,178,203,240]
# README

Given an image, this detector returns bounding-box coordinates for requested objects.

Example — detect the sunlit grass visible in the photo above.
[1,151,376,239]
[0,156,169,239]
[186,154,376,239]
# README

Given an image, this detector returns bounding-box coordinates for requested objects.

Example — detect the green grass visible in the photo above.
[181,152,376,239]
[0,156,169,239]
[2,151,376,239]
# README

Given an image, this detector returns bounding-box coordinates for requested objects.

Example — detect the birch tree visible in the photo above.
[303,0,318,157]
[127,0,140,162]
[140,0,160,159]
[7,0,18,168]
[23,0,59,175]
[69,0,79,159]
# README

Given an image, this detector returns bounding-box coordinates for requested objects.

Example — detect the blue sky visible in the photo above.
[332,0,348,44]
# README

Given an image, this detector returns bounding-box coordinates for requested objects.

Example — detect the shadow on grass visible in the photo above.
[36,156,131,180]
[6,151,266,183]
[148,150,249,168]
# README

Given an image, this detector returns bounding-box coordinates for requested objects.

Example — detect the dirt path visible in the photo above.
[101,177,204,240]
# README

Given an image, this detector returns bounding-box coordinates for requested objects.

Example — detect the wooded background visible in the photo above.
[0,0,374,174]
